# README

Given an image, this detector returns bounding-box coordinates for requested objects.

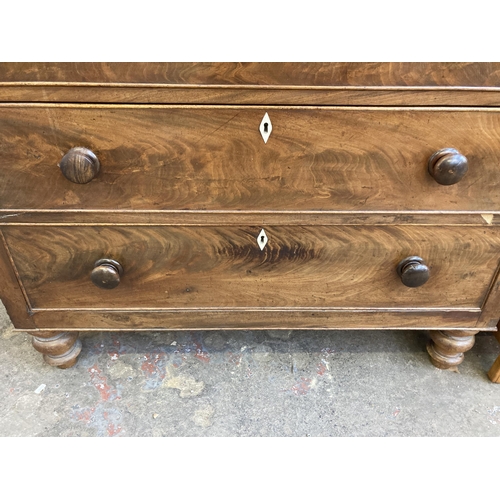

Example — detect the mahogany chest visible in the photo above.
[2,62,500,369]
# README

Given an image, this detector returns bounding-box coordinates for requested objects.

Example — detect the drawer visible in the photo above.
[3,225,500,310]
[1,106,500,212]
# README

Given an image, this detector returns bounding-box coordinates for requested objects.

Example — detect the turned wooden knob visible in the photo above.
[397,256,430,288]
[91,259,123,289]
[59,147,100,184]
[428,148,468,185]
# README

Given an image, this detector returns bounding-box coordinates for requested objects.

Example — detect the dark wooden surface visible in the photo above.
[2,105,500,212]
[29,309,482,331]
[427,148,469,186]
[4,87,500,106]
[0,230,36,329]
[427,329,478,369]
[59,147,100,184]
[3,225,499,311]
[2,63,500,86]
[397,256,430,288]
[1,211,499,227]
[31,332,82,368]
[3,63,500,105]
[1,63,500,371]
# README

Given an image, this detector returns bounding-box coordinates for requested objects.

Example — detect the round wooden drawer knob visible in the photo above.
[428,148,468,185]
[91,259,123,289]
[59,147,100,184]
[397,256,430,288]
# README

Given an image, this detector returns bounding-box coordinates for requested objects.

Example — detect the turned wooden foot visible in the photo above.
[31,332,82,369]
[488,330,500,383]
[427,330,477,370]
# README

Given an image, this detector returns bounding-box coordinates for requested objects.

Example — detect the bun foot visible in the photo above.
[427,330,477,369]
[31,332,82,369]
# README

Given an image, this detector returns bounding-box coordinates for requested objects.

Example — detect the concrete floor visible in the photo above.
[1,301,500,437]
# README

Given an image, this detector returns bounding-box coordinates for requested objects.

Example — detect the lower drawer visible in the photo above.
[3,225,500,311]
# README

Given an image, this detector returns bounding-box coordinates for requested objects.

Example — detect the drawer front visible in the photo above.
[1,106,500,211]
[3,225,500,310]
[2,63,499,86]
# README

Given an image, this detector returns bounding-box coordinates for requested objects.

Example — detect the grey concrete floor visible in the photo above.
[1,301,500,437]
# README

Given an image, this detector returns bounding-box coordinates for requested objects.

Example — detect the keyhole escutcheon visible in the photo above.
[257,229,268,250]
[259,113,272,143]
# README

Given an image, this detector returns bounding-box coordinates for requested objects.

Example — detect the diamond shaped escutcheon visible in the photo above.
[257,229,268,250]
[259,113,272,143]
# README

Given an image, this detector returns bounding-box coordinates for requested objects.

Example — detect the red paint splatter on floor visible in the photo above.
[88,364,120,402]
[72,407,123,436]
[108,334,121,360]
[316,360,327,376]
[193,340,210,364]
[103,411,123,436]
[140,353,167,389]
[195,351,210,363]
[107,423,123,437]
[141,355,157,376]
[141,353,166,375]
[72,406,96,423]
[291,377,312,395]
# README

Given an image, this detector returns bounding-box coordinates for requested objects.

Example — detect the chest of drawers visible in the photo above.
[2,62,500,370]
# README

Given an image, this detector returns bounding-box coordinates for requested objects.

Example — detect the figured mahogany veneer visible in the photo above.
[1,62,500,374]
[2,225,500,310]
[3,63,500,105]
[2,106,500,211]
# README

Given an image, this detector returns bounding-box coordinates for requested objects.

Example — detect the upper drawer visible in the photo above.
[1,105,500,212]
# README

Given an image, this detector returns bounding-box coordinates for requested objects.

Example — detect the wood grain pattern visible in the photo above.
[58,147,100,184]
[31,332,82,368]
[427,330,477,369]
[29,309,482,331]
[2,106,500,212]
[475,262,500,329]
[0,230,36,328]
[1,210,500,227]
[3,87,500,106]
[2,63,500,87]
[488,356,500,382]
[3,225,500,311]
[3,63,500,370]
